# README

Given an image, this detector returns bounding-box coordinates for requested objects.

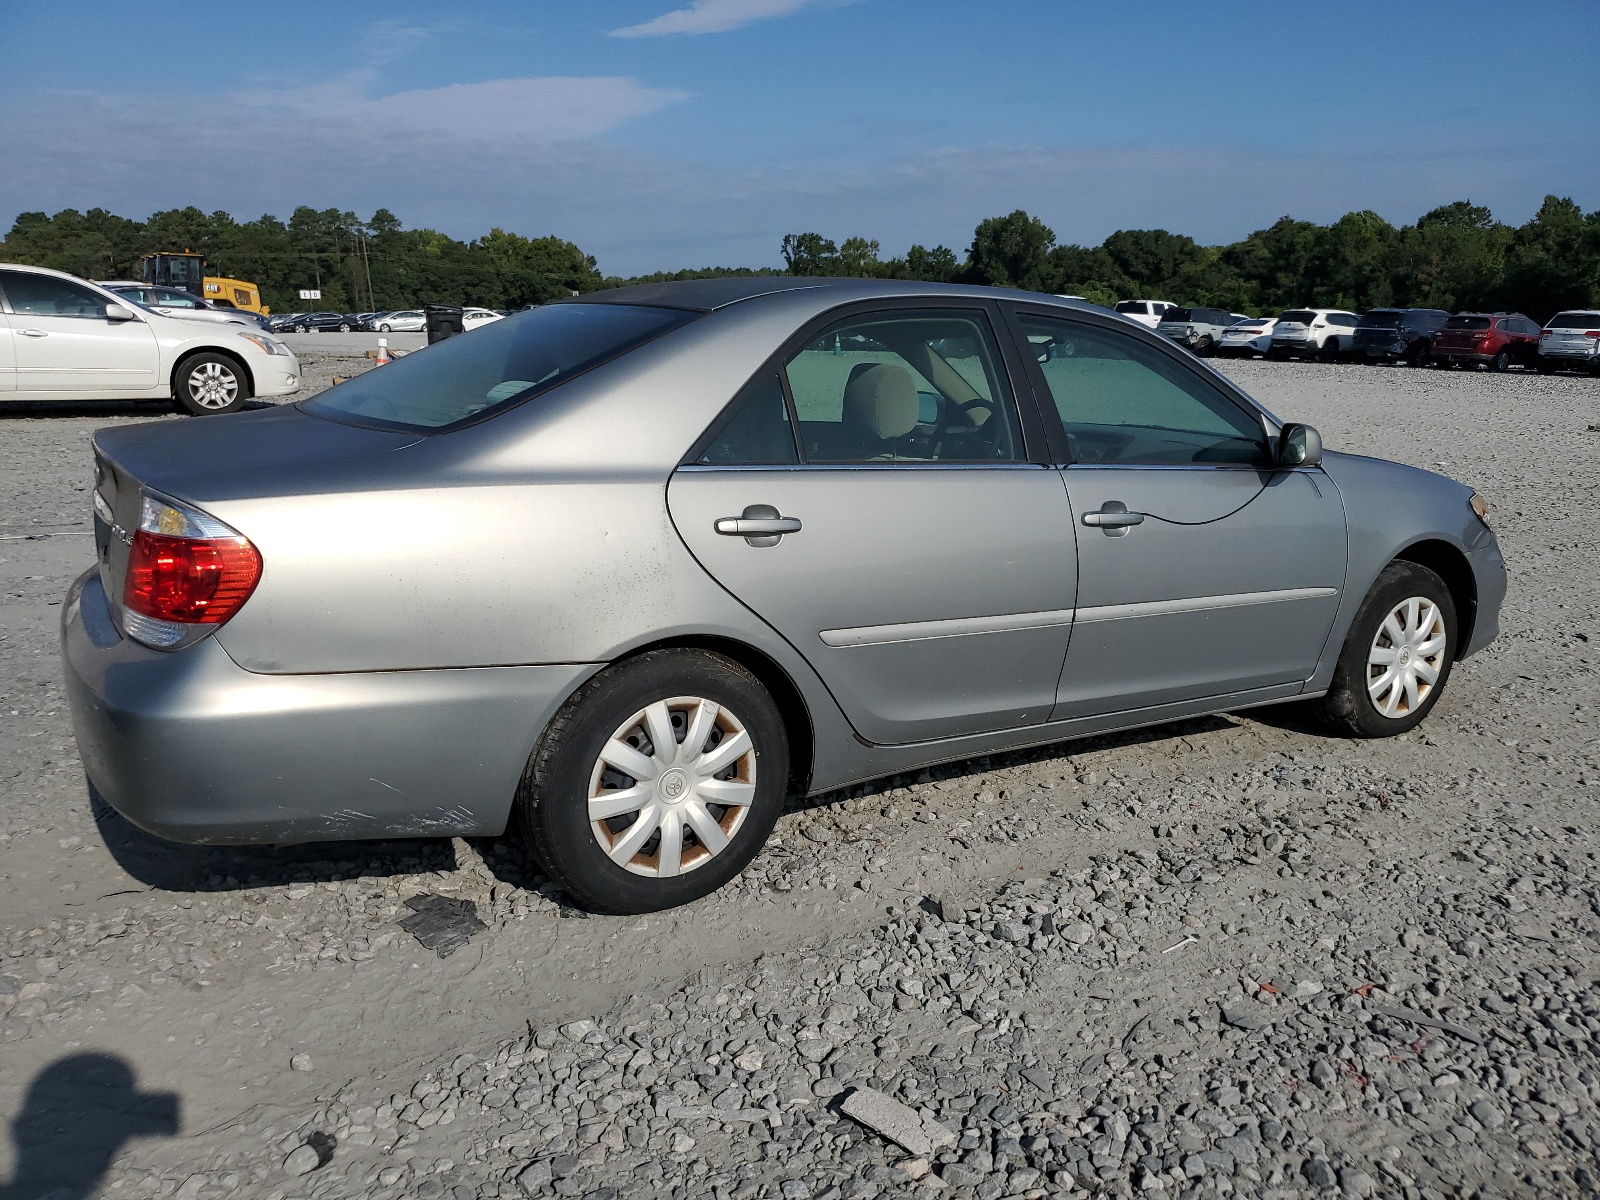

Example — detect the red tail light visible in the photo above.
[1587,330,1600,339]
[120,493,261,647]
[126,531,261,623]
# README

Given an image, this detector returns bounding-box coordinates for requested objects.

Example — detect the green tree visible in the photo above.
[966,211,1056,290]
[781,232,839,275]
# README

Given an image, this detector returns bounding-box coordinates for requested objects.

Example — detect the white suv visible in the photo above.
[1538,311,1600,374]
[1269,308,1359,360]
[0,264,300,414]
[1113,299,1177,329]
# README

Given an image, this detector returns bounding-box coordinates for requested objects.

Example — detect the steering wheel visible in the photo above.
[934,397,1003,457]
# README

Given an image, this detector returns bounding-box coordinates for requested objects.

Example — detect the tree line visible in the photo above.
[4,196,1597,321]
[771,197,1600,322]
[0,206,600,313]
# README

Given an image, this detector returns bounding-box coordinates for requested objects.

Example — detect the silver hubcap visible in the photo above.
[588,696,756,878]
[188,361,238,409]
[1367,596,1447,719]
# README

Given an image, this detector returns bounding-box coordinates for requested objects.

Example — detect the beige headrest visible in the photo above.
[842,363,919,439]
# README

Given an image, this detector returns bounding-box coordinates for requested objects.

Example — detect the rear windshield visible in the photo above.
[1229,319,1269,329]
[1358,311,1402,328]
[1446,316,1491,330]
[303,303,695,431]
[1114,302,1148,314]
[1547,312,1600,329]
[1277,310,1315,324]
[1159,308,1192,323]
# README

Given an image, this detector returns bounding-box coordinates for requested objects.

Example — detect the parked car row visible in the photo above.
[266,307,510,334]
[1124,296,1600,374]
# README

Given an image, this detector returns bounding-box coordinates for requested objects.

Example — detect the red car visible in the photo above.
[1430,312,1542,371]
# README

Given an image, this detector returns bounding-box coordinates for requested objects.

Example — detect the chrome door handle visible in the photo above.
[17,329,47,338]
[1082,501,1144,537]
[715,505,800,546]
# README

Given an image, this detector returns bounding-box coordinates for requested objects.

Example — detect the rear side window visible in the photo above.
[0,270,109,318]
[1018,313,1266,466]
[697,372,799,465]
[304,303,696,431]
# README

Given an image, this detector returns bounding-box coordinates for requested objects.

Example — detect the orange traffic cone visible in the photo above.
[376,337,391,365]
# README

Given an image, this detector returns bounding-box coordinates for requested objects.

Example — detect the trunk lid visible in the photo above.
[91,405,422,629]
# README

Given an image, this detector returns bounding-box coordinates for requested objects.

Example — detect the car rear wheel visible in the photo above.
[1193,335,1215,357]
[1310,561,1457,738]
[1318,339,1341,363]
[172,352,249,416]
[517,649,788,913]
[1490,349,1510,372]
[1408,342,1431,368]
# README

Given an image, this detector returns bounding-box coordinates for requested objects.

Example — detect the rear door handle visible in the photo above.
[1082,501,1145,537]
[17,329,47,338]
[716,504,800,546]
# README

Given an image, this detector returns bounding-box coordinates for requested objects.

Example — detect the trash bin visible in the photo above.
[423,303,464,344]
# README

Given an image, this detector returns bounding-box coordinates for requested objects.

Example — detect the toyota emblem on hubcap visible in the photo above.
[659,768,688,802]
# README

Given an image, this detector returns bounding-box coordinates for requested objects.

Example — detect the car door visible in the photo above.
[1007,307,1347,719]
[0,270,159,393]
[668,304,1079,745]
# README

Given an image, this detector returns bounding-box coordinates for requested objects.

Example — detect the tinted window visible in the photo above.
[1019,314,1266,466]
[0,271,109,318]
[1278,310,1315,324]
[1446,316,1491,331]
[782,311,1022,463]
[1359,311,1402,328]
[1114,302,1148,315]
[697,372,799,465]
[304,303,695,431]
[1160,308,1192,323]
[1547,312,1600,329]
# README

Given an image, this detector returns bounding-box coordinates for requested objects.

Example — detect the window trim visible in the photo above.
[999,301,1280,468]
[681,298,1054,469]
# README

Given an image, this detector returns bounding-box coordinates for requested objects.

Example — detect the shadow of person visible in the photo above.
[1,1054,178,1200]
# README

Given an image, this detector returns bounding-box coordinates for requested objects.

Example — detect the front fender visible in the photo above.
[1307,451,1504,690]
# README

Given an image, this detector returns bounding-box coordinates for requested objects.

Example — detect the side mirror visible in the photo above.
[104,303,138,322]
[1278,423,1323,468]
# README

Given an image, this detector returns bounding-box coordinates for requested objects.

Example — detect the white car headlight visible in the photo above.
[239,334,290,356]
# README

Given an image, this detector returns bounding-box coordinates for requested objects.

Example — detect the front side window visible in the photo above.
[1018,313,1267,467]
[780,310,1023,463]
[0,271,110,318]
[304,302,696,431]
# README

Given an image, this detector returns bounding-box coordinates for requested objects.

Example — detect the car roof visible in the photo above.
[558,276,1111,315]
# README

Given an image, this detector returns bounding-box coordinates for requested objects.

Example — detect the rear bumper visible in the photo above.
[1271,338,1319,355]
[1431,350,1491,365]
[61,568,597,845]
[1538,346,1599,363]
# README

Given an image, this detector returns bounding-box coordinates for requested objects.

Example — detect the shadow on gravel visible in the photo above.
[786,713,1240,815]
[89,785,461,894]
[0,398,280,420]
[0,1054,178,1200]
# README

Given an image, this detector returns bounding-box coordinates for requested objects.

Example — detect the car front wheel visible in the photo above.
[378,324,391,333]
[1311,561,1457,738]
[173,352,249,415]
[1490,349,1510,372]
[517,649,788,913]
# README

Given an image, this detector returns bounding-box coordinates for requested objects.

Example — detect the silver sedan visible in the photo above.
[63,279,1506,912]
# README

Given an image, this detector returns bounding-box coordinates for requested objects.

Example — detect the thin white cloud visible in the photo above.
[610,0,826,38]
[227,72,690,143]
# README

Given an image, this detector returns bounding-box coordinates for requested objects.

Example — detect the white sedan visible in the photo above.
[0,263,300,414]
[374,310,425,333]
[1218,317,1278,357]
[462,307,505,332]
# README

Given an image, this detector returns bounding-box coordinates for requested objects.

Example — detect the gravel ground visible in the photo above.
[1,355,1598,1199]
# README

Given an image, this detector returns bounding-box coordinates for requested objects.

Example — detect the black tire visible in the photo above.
[1408,342,1431,368]
[1536,359,1555,375]
[172,352,250,416]
[338,323,352,333]
[1490,349,1510,373]
[516,649,789,913]
[1194,335,1215,357]
[1310,561,1458,738]
[1318,339,1342,364]
[378,324,392,333]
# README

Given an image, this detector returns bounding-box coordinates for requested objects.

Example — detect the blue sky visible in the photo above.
[3,1,1597,274]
